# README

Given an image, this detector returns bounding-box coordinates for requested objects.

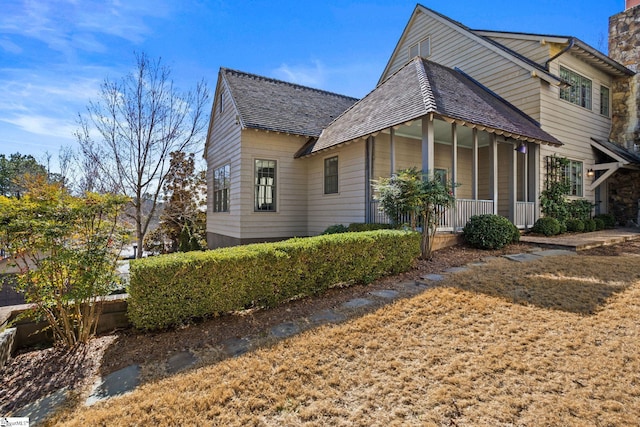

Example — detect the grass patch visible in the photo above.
[50,255,640,426]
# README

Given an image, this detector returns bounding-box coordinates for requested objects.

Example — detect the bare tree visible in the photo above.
[76,52,210,257]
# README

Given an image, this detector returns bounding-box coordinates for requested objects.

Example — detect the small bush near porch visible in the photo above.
[128,230,420,330]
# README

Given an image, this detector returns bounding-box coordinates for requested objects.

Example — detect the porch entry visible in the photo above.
[366,116,538,230]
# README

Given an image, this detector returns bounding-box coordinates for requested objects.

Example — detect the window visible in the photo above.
[564,160,583,197]
[559,67,592,110]
[219,93,224,114]
[409,37,431,58]
[255,159,276,211]
[324,156,338,194]
[213,164,230,212]
[600,85,610,116]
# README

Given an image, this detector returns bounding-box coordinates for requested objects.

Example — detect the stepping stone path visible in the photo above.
[444,266,469,273]
[221,337,251,357]
[14,388,68,426]
[531,249,576,257]
[86,364,140,406]
[341,298,373,309]
[504,253,543,263]
[270,322,300,338]
[309,309,345,324]
[420,274,444,282]
[369,289,399,299]
[166,351,198,374]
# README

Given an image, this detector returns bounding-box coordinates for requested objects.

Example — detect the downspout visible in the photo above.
[544,38,575,71]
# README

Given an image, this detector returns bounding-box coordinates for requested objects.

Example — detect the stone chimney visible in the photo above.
[609,3,640,148]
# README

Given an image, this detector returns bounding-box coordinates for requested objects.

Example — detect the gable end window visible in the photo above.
[324,156,338,194]
[409,37,431,59]
[213,164,230,212]
[600,85,610,117]
[255,159,276,211]
[559,67,592,110]
[219,93,224,114]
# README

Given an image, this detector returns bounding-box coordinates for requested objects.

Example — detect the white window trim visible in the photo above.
[254,158,277,212]
[212,163,230,213]
[600,85,610,117]
[409,36,431,59]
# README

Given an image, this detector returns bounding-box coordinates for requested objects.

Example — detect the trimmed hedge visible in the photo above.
[565,219,585,233]
[584,218,597,232]
[462,214,520,250]
[321,223,394,234]
[531,217,561,236]
[128,230,420,330]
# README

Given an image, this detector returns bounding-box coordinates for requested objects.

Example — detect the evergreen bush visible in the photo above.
[565,219,585,233]
[531,217,561,236]
[584,218,597,232]
[462,214,520,250]
[594,213,616,228]
[593,217,605,231]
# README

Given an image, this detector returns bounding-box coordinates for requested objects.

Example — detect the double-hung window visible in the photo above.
[213,164,230,212]
[560,67,592,110]
[564,160,583,197]
[600,85,610,116]
[255,159,276,211]
[324,156,338,194]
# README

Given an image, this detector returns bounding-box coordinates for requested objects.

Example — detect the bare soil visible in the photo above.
[2,239,639,420]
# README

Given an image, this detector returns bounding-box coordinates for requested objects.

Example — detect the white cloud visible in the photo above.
[273,60,327,88]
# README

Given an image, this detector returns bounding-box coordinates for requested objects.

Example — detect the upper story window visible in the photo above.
[324,156,338,194]
[409,37,431,59]
[219,93,224,114]
[559,66,592,110]
[255,159,276,211]
[213,164,230,212]
[600,85,610,117]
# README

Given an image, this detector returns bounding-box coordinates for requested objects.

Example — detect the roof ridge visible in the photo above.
[414,58,437,112]
[221,67,358,101]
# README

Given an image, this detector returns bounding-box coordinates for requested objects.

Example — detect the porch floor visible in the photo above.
[519,227,640,251]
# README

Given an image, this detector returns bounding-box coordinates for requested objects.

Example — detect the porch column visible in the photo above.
[509,141,517,223]
[490,133,498,214]
[451,123,458,196]
[529,142,540,221]
[365,136,372,223]
[472,128,478,201]
[421,116,434,174]
[390,127,396,175]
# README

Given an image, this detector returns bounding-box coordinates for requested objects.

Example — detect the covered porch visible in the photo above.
[365,116,539,231]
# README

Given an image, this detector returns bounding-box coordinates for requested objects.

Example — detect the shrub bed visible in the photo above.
[462,214,520,250]
[565,219,585,233]
[128,230,420,330]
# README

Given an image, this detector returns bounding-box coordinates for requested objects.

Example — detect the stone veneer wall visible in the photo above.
[609,5,640,147]
[608,169,640,225]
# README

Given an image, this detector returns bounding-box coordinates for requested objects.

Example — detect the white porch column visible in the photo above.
[529,142,540,221]
[490,133,498,214]
[421,116,434,174]
[451,123,457,196]
[509,142,517,222]
[472,128,478,201]
[390,127,396,175]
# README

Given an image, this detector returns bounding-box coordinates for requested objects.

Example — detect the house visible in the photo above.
[205,3,638,249]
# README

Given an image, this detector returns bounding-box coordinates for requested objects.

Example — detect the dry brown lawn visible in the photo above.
[50,254,640,426]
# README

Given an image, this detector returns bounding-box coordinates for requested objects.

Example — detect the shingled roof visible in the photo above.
[221,68,358,137]
[299,57,562,157]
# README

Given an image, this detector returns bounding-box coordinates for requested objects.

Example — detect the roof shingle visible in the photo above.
[302,58,562,157]
[222,68,358,137]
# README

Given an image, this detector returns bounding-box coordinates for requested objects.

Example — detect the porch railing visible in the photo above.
[370,199,495,231]
[515,201,536,229]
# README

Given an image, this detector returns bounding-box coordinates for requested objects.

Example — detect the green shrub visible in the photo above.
[584,218,597,232]
[531,217,561,236]
[594,213,616,228]
[567,199,593,221]
[463,214,520,250]
[594,217,605,231]
[347,223,394,232]
[558,221,567,234]
[565,219,585,232]
[128,230,420,330]
[321,224,349,235]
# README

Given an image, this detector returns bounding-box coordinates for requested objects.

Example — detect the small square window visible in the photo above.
[409,37,430,59]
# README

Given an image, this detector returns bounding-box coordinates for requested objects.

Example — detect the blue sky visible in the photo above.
[0,0,627,171]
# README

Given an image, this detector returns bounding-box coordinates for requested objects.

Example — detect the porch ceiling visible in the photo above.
[298,57,562,158]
